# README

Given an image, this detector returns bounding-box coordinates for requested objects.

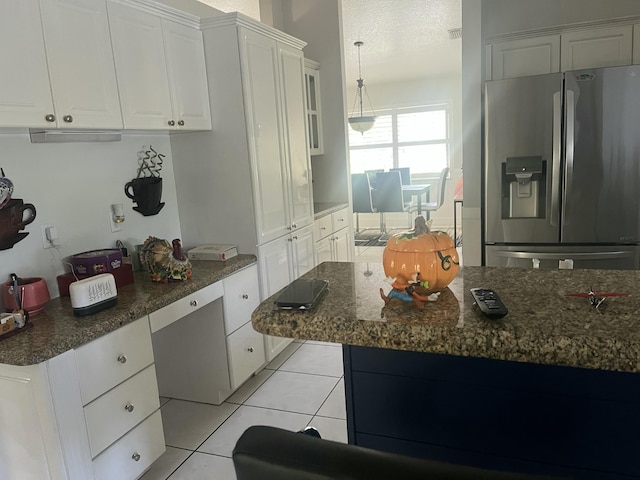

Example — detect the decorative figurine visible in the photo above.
[380,215,459,309]
[138,236,192,282]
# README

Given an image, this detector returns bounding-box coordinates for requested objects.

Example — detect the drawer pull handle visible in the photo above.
[125,403,135,413]
[247,346,254,353]
[190,300,198,307]
[132,452,141,462]
[63,114,73,123]
[178,120,185,126]
[45,113,56,122]
[117,354,127,364]
[168,120,175,126]
[242,294,249,299]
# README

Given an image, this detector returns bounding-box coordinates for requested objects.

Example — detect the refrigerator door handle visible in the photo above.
[492,251,633,260]
[551,91,562,227]
[564,89,576,216]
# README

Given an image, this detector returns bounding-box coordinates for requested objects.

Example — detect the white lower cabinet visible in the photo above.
[93,410,165,480]
[258,225,315,361]
[315,207,353,264]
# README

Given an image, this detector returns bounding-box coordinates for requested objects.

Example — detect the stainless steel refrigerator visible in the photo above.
[485,65,640,269]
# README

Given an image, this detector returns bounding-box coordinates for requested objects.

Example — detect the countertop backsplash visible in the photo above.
[0,132,183,303]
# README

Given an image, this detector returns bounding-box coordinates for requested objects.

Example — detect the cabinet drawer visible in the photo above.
[76,317,154,405]
[92,409,165,480]
[222,265,259,335]
[227,321,266,390]
[331,207,349,232]
[314,214,333,240]
[84,365,160,458]
[149,280,223,333]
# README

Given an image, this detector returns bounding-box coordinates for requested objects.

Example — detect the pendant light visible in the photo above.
[348,41,376,133]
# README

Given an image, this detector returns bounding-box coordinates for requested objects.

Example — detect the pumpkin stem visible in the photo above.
[414,215,429,235]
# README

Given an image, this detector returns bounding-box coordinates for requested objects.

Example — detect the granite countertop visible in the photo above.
[0,255,257,367]
[252,262,640,373]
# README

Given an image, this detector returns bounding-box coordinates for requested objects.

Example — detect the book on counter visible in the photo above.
[187,244,238,261]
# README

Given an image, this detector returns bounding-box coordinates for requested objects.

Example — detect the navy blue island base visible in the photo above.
[343,345,640,480]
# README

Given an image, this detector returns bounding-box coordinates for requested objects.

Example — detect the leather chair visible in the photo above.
[372,170,411,238]
[232,425,565,480]
[410,167,449,220]
[351,173,376,235]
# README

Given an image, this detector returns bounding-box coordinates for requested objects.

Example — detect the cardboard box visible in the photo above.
[188,244,238,261]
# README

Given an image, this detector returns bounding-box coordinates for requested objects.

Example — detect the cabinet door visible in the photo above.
[40,0,123,128]
[280,43,314,230]
[227,321,266,390]
[304,63,324,155]
[291,224,316,278]
[315,235,333,265]
[561,26,633,71]
[240,28,289,244]
[162,18,211,130]
[333,227,353,262]
[491,35,560,80]
[108,2,173,130]
[0,0,54,128]
[257,235,292,300]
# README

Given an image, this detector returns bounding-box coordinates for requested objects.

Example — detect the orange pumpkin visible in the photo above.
[383,216,459,293]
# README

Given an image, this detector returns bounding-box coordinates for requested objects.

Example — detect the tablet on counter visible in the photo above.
[274,279,328,310]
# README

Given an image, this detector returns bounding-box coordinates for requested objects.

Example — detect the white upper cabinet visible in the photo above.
[561,25,633,71]
[240,28,290,243]
[279,44,314,232]
[491,35,560,80]
[0,0,54,128]
[108,1,211,130]
[107,2,172,129]
[40,0,123,129]
[162,19,211,130]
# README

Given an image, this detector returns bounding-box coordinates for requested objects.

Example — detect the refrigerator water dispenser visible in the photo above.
[502,156,545,219]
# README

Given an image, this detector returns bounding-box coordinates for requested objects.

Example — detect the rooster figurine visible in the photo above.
[139,236,192,282]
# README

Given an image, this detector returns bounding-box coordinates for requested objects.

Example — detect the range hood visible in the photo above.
[29,130,122,143]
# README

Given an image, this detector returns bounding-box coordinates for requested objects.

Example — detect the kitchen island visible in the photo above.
[252,262,640,479]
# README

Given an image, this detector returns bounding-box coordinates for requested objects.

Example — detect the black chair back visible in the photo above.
[232,425,566,480]
[351,173,375,213]
[373,171,406,213]
[390,167,411,185]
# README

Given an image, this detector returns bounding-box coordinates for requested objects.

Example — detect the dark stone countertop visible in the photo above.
[252,262,640,373]
[0,255,257,367]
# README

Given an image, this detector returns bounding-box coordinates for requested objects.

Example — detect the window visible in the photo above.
[348,105,449,175]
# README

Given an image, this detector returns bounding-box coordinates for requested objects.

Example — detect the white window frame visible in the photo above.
[348,104,451,176]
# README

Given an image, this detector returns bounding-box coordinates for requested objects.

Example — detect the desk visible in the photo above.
[401,184,430,215]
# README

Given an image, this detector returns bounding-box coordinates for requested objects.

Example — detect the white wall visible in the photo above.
[0,133,182,303]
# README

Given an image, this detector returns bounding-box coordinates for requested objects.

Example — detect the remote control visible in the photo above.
[470,288,508,318]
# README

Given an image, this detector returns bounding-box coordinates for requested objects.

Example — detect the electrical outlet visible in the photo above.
[109,210,122,233]
[40,224,54,249]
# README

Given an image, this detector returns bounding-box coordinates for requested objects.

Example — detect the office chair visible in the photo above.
[351,173,376,235]
[410,167,449,221]
[372,170,411,240]
[232,425,565,480]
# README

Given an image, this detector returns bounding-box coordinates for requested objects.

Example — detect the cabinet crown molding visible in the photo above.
[486,14,640,44]
[200,12,306,50]
[109,0,201,28]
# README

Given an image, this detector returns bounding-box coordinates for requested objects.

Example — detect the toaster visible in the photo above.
[69,273,117,316]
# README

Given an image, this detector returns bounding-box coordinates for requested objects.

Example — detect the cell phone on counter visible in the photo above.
[274,279,328,310]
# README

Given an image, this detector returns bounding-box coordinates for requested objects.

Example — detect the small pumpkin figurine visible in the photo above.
[382,216,459,294]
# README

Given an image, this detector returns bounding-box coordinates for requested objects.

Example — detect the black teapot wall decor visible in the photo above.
[0,169,37,251]
[125,146,166,216]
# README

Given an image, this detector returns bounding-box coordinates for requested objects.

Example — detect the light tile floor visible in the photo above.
[141,247,385,479]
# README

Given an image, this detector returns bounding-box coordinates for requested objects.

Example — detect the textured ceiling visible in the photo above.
[342,0,462,87]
